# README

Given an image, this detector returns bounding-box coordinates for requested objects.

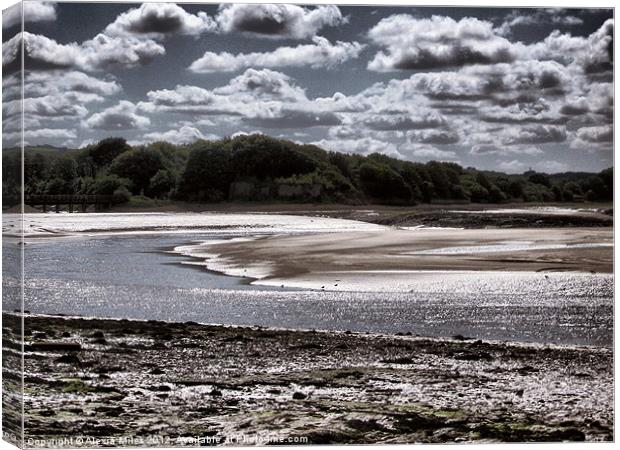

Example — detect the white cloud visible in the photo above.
[312,137,405,159]
[406,144,458,161]
[497,158,569,174]
[367,15,515,72]
[2,31,165,73]
[79,33,166,70]
[501,125,567,145]
[84,101,150,130]
[141,126,219,145]
[575,125,613,143]
[23,71,121,98]
[104,3,217,39]
[189,36,363,73]
[407,129,459,144]
[3,128,76,142]
[213,68,308,101]
[3,1,57,29]
[496,9,584,37]
[215,4,344,39]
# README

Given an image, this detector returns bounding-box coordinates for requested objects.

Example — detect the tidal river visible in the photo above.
[2,212,613,347]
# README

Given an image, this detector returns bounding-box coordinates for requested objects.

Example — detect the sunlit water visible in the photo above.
[5,226,613,347]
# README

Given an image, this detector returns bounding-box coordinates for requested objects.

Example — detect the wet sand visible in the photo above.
[204,228,613,289]
[4,313,612,446]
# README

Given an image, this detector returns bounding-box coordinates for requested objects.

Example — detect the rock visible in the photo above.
[147,385,171,392]
[33,342,81,352]
[90,331,105,339]
[55,354,81,365]
[210,389,223,397]
[149,368,165,375]
[292,392,307,400]
[33,332,47,340]
[381,356,415,364]
[549,428,586,442]
[453,351,493,361]
[61,332,71,338]
[305,429,352,444]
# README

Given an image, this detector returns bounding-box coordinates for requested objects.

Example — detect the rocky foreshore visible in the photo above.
[3,313,613,446]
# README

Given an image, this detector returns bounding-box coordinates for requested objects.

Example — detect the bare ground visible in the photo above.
[2,313,613,447]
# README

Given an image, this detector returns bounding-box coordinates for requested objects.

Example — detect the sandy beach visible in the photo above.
[4,313,612,446]
[202,228,613,290]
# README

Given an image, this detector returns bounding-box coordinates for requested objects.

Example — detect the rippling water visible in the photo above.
[7,230,613,347]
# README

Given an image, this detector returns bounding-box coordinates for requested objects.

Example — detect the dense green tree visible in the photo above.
[89,138,131,167]
[507,180,524,199]
[51,156,78,182]
[462,179,489,203]
[8,134,612,210]
[426,161,451,198]
[230,134,316,179]
[148,169,177,198]
[92,175,132,196]
[110,148,164,194]
[179,142,233,201]
[528,172,552,188]
[359,162,411,203]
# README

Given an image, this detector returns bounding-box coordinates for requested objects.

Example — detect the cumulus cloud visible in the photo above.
[470,143,544,156]
[23,70,121,99]
[143,68,341,129]
[213,68,307,101]
[104,3,216,39]
[525,19,613,76]
[497,159,569,174]
[245,107,341,129]
[215,4,344,39]
[575,125,613,143]
[407,129,459,144]
[84,101,150,130]
[403,144,458,161]
[3,1,57,29]
[189,37,363,73]
[364,113,447,131]
[367,15,515,72]
[496,9,584,37]
[312,137,405,159]
[2,31,165,73]
[141,126,218,145]
[502,125,567,145]
[4,127,76,145]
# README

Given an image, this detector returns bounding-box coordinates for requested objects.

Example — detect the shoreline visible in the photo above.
[4,313,613,445]
[200,227,613,292]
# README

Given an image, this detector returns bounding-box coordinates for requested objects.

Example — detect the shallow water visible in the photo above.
[7,229,613,347]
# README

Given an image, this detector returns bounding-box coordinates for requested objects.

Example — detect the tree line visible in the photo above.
[2,134,613,208]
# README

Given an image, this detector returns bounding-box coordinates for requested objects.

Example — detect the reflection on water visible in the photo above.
[12,232,613,347]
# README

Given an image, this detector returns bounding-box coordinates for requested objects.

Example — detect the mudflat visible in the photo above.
[4,314,612,446]
[206,228,613,288]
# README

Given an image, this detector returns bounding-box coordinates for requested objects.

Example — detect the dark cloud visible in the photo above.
[364,113,447,131]
[368,15,517,72]
[504,125,567,145]
[215,4,344,39]
[407,129,460,144]
[576,125,613,143]
[104,3,216,38]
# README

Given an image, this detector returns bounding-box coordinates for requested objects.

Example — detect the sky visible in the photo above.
[2,2,614,173]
